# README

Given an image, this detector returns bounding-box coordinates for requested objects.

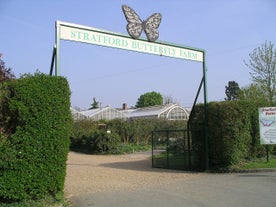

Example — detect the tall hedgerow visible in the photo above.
[0,73,72,202]
[190,100,275,170]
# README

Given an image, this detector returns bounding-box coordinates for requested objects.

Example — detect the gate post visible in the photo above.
[203,51,209,171]
[55,21,61,76]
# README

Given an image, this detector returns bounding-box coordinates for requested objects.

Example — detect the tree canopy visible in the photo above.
[244,41,276,104]
[135,91,163,108]
[238,83,268,104]
[225,81,240,101]
[0,54,15,82]
[89,97,99,109]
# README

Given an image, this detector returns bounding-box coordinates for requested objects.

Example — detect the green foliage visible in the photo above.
[225,81,240,101]
[108,118,186,145]
[244,41,276,104]
[190,101,276,170]
[0,193,69,207]
[89,97,99,109]
[0,54,15,82]
[117,143,151,154]
[208,101,251,166]
[70,119,187,154]
[70,129,121,154]
[135,91,163,108]
[234,157,276,170]
[0,73,72,202]
[238,83,269,104]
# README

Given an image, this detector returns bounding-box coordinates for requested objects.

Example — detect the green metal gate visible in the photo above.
[152,129,205,171]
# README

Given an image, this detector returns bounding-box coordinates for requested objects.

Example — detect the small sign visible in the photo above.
[259,107,276,144]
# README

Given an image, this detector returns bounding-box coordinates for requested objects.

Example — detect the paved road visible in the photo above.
[71,171,276,207]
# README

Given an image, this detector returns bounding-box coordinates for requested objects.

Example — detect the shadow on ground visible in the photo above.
[99,158,189,173]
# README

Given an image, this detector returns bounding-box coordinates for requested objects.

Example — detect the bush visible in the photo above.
[71,129,120,154]
[70,119,187,154]
[208,101,251,167]
[0,73,72,202]
[190,101,276,170]
[108,118,186,145]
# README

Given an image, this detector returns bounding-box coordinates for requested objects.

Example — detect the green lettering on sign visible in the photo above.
[57,21,204,62]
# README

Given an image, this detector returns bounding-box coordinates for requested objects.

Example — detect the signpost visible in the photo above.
[259,107,276,162]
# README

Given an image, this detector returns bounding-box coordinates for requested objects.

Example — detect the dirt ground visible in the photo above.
[64,151,199,198]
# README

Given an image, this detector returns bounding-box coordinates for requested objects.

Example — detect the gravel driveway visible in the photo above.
[65,152,276,207]
[64,151,199,202]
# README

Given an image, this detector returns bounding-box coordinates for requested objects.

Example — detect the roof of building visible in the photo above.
[80,106,112,117]
[71,103,191,120]
[123,103,190,119]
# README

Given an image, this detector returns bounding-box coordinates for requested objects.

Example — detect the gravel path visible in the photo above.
[64,151,199,198]
[64,152,276,207]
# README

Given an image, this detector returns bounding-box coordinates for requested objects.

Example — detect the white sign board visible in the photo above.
[259,107,276,144]
[56,21,204,62]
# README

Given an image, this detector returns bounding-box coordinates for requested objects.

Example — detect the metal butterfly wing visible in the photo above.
[144,13,162,42]
[122,5,162,42]
[122,5,143,39]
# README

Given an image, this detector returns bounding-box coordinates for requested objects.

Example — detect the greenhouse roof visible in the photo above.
[122,103,191,119]
[80,106,111,117]
[71,104,191,120]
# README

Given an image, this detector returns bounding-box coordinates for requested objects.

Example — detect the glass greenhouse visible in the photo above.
[71,106,126,121]
[125,104,190,120]
[71,104,190,121]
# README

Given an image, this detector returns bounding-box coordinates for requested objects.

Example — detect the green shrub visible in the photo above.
[209,101,251,166]
[108,118,186,145]
[70,119,187,154]
[190,101,275,170]
[0,73,72,202]
[71,129,120,154]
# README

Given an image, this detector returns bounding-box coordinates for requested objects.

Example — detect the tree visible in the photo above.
[163,95,178,105]
[0,54,15,82]
[135,91,163,108]
[238,83,268,104]
[244,41,276,104]
[89,97,99,109]
[225,81,240,101]
[0,54,15,135]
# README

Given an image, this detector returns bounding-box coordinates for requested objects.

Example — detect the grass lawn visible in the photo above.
[153,152,276,172]
[228,157,276,172]
[236,158,276,170]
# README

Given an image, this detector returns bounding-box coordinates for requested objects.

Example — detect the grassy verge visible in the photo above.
[118,143,151,154]
[231,157,276,171]
[70,143,151,155]
[0,194,71,207]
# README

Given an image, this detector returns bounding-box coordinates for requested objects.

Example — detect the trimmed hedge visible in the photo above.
[190,101,276,170]
[208,101,251,166]
[0,73,72,202]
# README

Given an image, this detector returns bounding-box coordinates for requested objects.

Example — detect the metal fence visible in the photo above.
[152,129,204,171]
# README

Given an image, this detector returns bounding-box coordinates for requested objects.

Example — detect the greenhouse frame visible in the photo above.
[71,106,126,121]
[71,104,190,121]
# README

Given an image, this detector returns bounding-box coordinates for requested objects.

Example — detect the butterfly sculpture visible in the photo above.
[122,5,162,42]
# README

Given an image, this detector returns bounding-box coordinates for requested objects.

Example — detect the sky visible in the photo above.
[1,0,276,110]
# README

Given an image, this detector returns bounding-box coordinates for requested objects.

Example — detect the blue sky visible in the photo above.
[1,0,275,109]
